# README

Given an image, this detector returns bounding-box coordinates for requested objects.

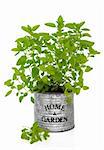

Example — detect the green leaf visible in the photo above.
[73,88,81,95]
[54,72,62,82]
[45,23,56,27]
[24,92,28,97]
[39,65,46,72]
[12,67,20,75]
[65,95,73,104]
[11,48,20,52]
[5,90,12,97]
[21,131,30,140]
[85,66,93,72]
[17,84,23,90]
[39,32,50,40]
[43,131,50,140]
[34,46,41,53]
[72,71,76,80]
[42,76,49,84]
[89,48,100,55]
[21,26,29,32]
[82,33,91,37]
[65,82,72,89]
[13,73,17,80]
[20,73,27,83]
[83,86,89,90]
[65,23,76,29]
[32,67,39,78]
[16,56,27,65]
[81,28,90,31]
[4,79,13,86]
[77,54,88,64]
[19,96,24,102]
[21,25,32,34]
[32,25,40,31]
[46,54,53,62]
[46,65,55,75]
[64,91,73,104]
[57,15,64,29]
[76,21,85,29]
[39,32,49,36]
[57,15,64,24]
[80,40,94,47]
[31,96,35,103]
[21,122,50,144]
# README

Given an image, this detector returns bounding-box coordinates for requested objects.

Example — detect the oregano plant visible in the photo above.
[4,16,100,143]
[21,122,50,144]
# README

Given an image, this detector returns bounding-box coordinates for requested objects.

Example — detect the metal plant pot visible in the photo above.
[34,92,74,132]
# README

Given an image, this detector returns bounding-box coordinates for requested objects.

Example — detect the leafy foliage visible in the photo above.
[21,122,50,144]
[4,16,100,103]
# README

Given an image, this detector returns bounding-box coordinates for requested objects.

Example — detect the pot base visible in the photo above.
[45,125,75,133]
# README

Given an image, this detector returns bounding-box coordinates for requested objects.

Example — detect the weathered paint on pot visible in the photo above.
[34,92,74,132]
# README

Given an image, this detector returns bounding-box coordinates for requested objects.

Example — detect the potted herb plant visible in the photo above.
[4,16,100,144]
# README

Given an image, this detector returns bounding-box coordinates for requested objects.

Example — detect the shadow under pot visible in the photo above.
[34,92,74,132]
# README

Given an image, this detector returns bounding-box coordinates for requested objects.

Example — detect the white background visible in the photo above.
[0,0,104,150]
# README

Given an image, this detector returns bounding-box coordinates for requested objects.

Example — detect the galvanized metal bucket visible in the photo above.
[34,92,74,132]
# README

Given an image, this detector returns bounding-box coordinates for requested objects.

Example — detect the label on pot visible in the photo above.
[34,93,74,132]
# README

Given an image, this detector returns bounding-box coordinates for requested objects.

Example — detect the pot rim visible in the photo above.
[34,91,73,95]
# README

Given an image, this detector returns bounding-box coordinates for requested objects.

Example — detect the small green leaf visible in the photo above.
[34,46,41,53]
[11,48,20,52]
[12,67,20,75]
[89,48,100,55]
[24,92,28,97]
[82,33,91,37]
[19,96,24,102]
[5,90,12,97]
[21,25,32,33]
[32,25,40,31]
[57,15,64,24]
[45,23,56,27]
[39,65,46,72]
[43,131,50,140]
[65,23,76,29]
[85,66,93,72]
[21,26,29,32]
[39,32,49,36]
[83,86,89,90]
[46,65,55,75]
[65,82,72,89]
[4,79,12,86]
[76,21,85,29]
[32,67,39,78]
[13,73,17,80]
[77,54,88,64]
[54,72,62,82]
[57,15,64,29]
[17,84,23,90]
[20,73,27,83]
[21,131,30,140]
[31,96,35,103]
[42,76,49,84]
[73,88,81,95]
[65,92,73,105]
[81,28,90,31]
[80,40,94,47]
[17,56,27,65]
